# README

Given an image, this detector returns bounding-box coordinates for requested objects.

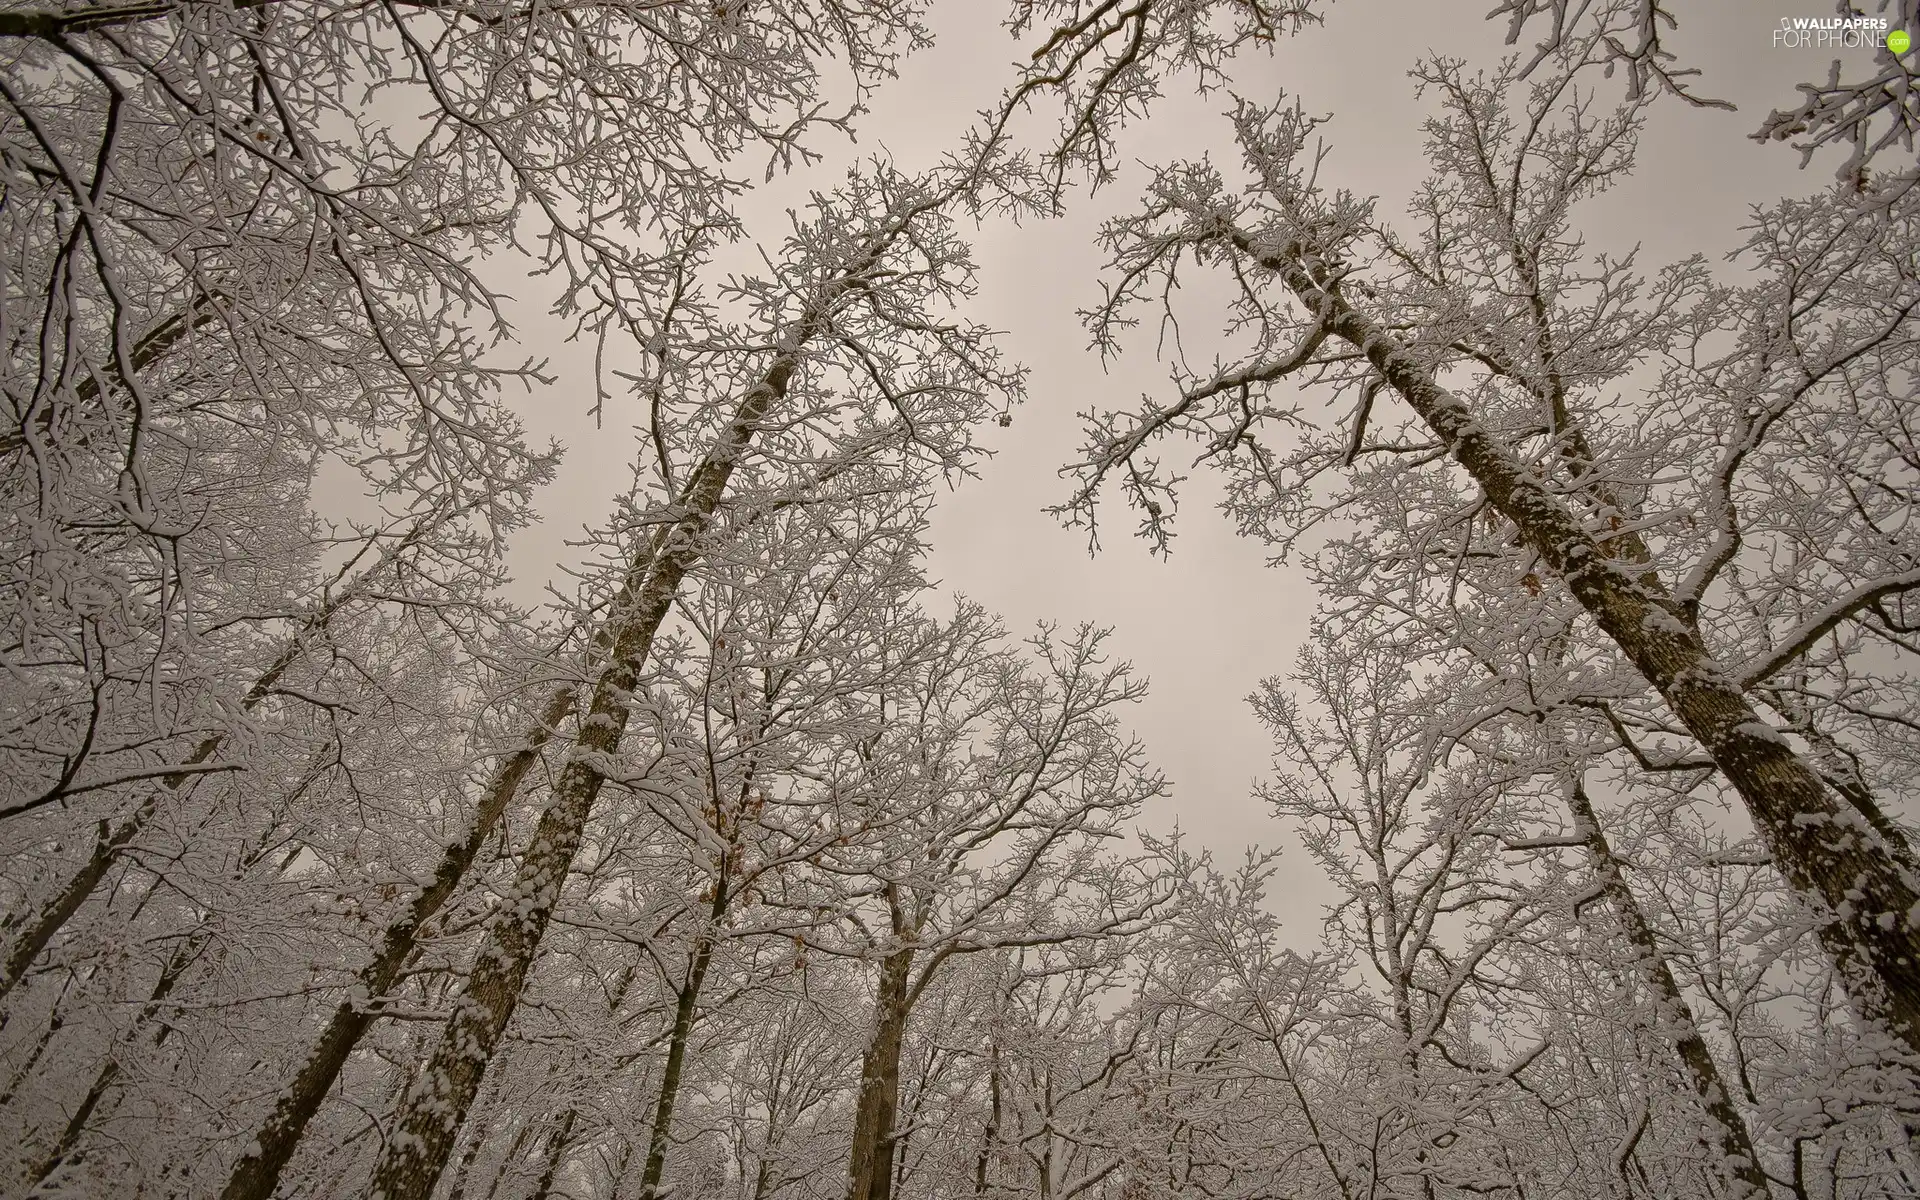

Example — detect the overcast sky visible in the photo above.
[489,0,1877,919]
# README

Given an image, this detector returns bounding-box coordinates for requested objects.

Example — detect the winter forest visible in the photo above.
[3,0,1919,1196]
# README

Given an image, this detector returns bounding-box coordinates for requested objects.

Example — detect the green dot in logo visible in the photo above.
[1892,29,1914,54]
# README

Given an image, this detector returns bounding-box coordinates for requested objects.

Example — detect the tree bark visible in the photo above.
[526,962,635,1200]
[479,1118,542,1200]
[442,1111,491,1200]
[24,768,343,1192]
[526,1108,579,1200]
[1564,779,1769,1199]
[1,520,447,1004]
[0,2,176,39]
[972,1040,1001,1196]
[1252,231,1920,1056]
[1760,686,1918,872]
[847,945,914,1200]
[217,683,574,1200]
[363,334,815,1200]
[635,879,726,1199]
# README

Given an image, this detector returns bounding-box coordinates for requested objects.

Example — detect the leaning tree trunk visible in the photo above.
[1564,779,1769,1199]
[1759,686,1919,872]
[217,684,575,1200]
[635,866,730,1199]
[525,1108,580,1200]
[470,1117,542,1200]
[356,193,920,1196]
[26,793,313,1193]
[847,944,915,1200]
[1253,231,1920,1056]
[362,320,832,1199]
[0,750,212,1006]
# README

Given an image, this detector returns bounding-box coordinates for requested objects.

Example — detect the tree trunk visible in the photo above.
[1564,779,1769,1199]
[847,945,914,1200]
[973,1041,1000,1195]
[5,509,481,1010]
[363,338,813,1200]
[442,1112,491,1200]
[2,796,176,1006]
[479,1119,541,1200]
[1255,232,1920,1055]
[218,684,575,1200]
[636,881,726,1199]
[526,1108,579,1200]
[1760,686,1918,872]
[0,983,68,1104]
[24,782,325,1192]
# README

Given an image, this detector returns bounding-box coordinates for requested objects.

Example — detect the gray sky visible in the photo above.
[492,0,1875,919]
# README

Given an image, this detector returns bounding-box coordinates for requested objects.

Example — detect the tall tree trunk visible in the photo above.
[847,945,914,1200]
[362,321,826,1200]
[1564,779,1769,1199]
[1255,231,1920,1055]
[358,178,942,1193]
[606,1137,636,1198]
[443,1113,491,1200]
[478,1119,542,1200]
[636,879,727,1199]
[25,773,332,1191]
[526,1108,579,1200]
[973,1041,1001,1196]
[1759,686,1918,871]
[0,978,71,1104]
[217,683,575,1200]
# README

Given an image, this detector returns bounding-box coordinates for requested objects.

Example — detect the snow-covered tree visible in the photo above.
[1062,28,1920,1060]
[6,2,1913,1196]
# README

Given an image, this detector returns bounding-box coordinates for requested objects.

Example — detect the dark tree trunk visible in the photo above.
[973,1041,1001,1196]
[847,945,915,1200]
[636,880,727,1199]
[219,684,575,1200]
[1256,231,1920,1055]
[3,613,323,1005]
[363,333,818,1200]
[26,920,201,1189]
[527,1108,580,1200]
[1565,780,1769,1199]
[530,963,637,1200]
